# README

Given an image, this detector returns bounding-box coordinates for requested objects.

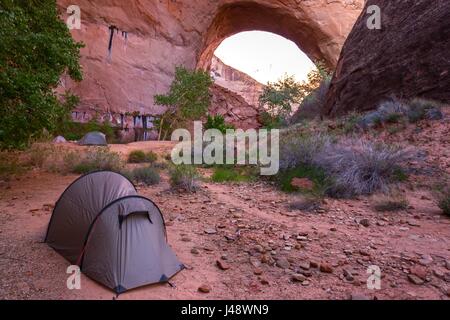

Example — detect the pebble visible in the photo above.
[320,264,333,274]
[204,228,217,235]
[254,268,263,275]
[216,260,231,271]
[191,248,200,255]
[410,266,428,280]
[292,274,307,282]
[418,255,433,266]
[276,257,291,269]
[446,260,450,271]
[181,236,192,242]
[408,274,425,285]
[298,261,311,270]
[359,219,370,227]
[198,285,211,293]
[343,269,355,282]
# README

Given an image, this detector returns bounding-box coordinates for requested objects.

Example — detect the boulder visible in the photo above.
[325,0,450,116]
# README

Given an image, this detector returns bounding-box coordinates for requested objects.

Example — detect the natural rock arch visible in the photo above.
[197,1,336,71]
[56,0,363,116]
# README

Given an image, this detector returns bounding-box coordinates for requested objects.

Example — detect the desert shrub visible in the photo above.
[439,196,450,217]
[26,143,73,173]
[27,144,54,168]
[315,139,413,198]
[279,133,332,171]
[128,150,158,164]
[373,193,409,212]
[169,164,200,192]
[335,112,363,134]
[357,99,409,129]
[435,183,450,217]
[205,115,235,134]
[132,166,161,186]
[0,152,25,179]
[407,98,443,122]
[71,147,123,174]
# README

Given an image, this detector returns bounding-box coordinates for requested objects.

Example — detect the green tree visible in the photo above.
[258,61,332,128]
[259,74,303,120]
[0,0,83,149]
[154,66,213,140]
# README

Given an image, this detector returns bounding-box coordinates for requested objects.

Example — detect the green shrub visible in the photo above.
[259,110,288,130]
[205,115,235,134]
[128,150,158,164]
[211,166,255,183]
[169,164,200,192]
[132,167,161,186]
[277,165,329,196]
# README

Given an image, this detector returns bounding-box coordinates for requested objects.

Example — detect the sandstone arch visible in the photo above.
[197,1,336,71]
[56,0,363,116]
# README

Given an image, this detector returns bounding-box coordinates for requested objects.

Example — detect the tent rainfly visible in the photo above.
[45,171,184,294]
[78,131,108,146]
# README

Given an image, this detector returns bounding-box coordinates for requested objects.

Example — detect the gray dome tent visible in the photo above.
[78,131,108,146]
[45,171,183,294]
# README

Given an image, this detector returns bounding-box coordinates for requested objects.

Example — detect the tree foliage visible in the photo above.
[0,0,83,149]
[154,66,213,140]
[258,61,331,128]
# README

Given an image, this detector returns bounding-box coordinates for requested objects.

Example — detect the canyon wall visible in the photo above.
[57,0,364,128]
[210,56,265,109]
[325,0,450,116]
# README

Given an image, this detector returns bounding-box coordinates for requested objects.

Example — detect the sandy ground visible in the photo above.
[0,171,449,300]
[1,114,450,300]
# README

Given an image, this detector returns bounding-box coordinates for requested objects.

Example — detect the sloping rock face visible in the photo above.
[211,56,265,108]
[57,0,363,120]
[209,84,261,130]
[324,0,450,116]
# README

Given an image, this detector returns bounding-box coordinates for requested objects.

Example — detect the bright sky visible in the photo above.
[214,31,317,85]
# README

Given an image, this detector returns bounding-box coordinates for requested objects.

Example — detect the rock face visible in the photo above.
[57,0,363,120]
[211,56,264,109]
[324,0,450,116]
[209,84,261,130]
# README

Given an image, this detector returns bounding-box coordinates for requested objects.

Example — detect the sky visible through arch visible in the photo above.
[214,31,317,85]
